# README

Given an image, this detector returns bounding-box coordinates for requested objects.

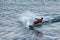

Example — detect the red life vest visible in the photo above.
[34,19,43,24]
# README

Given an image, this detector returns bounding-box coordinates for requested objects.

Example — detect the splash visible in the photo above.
[19,11,38,25]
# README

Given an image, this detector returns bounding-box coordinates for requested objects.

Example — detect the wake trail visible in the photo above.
[39,16,60,26]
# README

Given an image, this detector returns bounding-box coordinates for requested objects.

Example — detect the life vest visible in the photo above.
[34,19,43,24]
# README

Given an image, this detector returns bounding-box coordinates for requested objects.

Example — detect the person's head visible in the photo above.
[41,17,43,19]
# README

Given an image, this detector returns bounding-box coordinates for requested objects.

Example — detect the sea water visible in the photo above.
[0,0,60,40]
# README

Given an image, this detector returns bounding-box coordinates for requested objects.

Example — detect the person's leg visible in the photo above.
[32,23,35,26]
[32,22,36,26]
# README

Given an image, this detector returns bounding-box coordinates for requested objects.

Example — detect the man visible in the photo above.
[32,17,43,26]
[29,17,43,30]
